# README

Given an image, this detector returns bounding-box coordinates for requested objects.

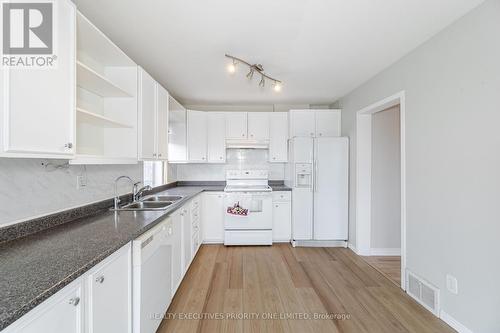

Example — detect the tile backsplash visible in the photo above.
[175,149,285,181]
[0,158,142,226]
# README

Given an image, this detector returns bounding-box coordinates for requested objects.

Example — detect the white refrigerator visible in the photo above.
[288,137,349,241]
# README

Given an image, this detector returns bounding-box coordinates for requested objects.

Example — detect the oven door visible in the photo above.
[224,192,272,230]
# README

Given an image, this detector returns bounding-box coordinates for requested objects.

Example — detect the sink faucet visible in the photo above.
[114,176,134,210]
[133,182,152,202]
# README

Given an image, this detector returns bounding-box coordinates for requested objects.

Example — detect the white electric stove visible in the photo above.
[224,170,273,245]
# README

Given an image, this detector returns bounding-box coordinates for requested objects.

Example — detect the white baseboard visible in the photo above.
[347,242,358,254]
[202,239,224,244]
[369,248,401,256]
[440,310,474,333]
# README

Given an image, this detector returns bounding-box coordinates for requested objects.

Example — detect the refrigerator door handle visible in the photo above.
[314,160,318,192]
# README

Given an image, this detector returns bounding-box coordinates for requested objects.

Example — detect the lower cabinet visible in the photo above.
[202,192,225,243]
[87,244,132,333]
[272,192,292,242]
[3,244,131,333]
[3,280,83,333]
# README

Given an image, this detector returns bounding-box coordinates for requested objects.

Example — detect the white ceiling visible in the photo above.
[74,0,483,105]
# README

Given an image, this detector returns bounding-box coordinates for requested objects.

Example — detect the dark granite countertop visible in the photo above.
[0,185,223,331]
[0,182,291,330]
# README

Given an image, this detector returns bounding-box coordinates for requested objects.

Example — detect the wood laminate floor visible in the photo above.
[157,244,454,333]
[362,256,401,286]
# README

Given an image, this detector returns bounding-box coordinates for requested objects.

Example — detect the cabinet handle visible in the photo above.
[242,134,245,137]
[202,157,206,160]
[275,205,279,208]
[64,143,73,149]
[153,153,157,157]
[69,297,80,306]
[158,153,162,157]
[272,157,276,160]
[220,156,223,160]
[96,276,105,284]
[310,133,314,137]
[319,133,322,136]
[250,134,254,137]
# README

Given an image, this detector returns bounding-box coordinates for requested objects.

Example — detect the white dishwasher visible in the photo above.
[132,219,173,333]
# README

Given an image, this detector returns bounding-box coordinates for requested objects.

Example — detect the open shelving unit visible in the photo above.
[70,11,138,165]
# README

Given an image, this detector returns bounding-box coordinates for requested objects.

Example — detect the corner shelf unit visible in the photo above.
[71,11,138,165]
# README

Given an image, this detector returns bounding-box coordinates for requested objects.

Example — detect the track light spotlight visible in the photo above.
[246,68,254,79]
[273,81,282,92]
[227,59,237,74]
[259,75,265,87]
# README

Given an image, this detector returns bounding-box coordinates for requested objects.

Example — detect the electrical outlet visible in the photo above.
[446,274,458,295]
[77,175,87,189]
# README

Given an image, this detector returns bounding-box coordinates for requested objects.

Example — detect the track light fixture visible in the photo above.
[225,54,282,92]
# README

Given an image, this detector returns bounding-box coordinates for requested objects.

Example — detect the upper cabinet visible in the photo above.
[315,110,341,137]
[71,12,138,164]
[225,112,247,140]
[0,0,76,159]
[138,67,168,160]
[187,110,207,162]
[269,113,288,162]
[247,113,270,140]
[207,113,226,163]
[289,110,341,138]
[168,97,187,163]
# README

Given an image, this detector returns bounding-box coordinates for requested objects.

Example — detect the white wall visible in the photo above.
[336,1,500,331]
[371,106,401,249]
[0,159,142,226]
[175,149,285,181]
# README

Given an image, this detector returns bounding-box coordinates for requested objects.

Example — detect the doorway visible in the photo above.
[355,91,406,290]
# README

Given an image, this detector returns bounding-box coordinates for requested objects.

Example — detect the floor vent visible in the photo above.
[406,270,440,316]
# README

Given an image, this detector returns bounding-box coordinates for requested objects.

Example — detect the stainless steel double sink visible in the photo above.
[114,195,184,211]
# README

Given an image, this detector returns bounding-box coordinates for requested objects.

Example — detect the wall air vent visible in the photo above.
[406,270,440,316]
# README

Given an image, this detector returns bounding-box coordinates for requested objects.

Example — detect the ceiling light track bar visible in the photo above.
[225,54,282,84]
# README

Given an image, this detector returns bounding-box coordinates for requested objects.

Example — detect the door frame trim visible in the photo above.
[355,91,407,290]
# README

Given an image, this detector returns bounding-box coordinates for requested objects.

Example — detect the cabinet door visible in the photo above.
[202,193,225,242]
[269,113,288,162]
[225,112,247,139]
[289,110,315,138]
[207,112,226,163]
[156,84,169,160]
[5,281,83,333]
[273,202,291,242]
[168,97,187,162]
[181,207,192,272]
[315,110,341,137]
[0,0,75,158]
[87,245,131,333]
[171,211,183,293]
[292,188,313,240]
[187,110,207,162]
[247,112,269,140]
[138,68,156,159]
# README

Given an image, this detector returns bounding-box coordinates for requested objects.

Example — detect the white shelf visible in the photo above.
[77,61,132,97]
[77,107,132,128]
[69,154,138,165]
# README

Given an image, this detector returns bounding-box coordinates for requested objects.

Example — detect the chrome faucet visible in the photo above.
[114,176,134,210]
[133,182,152,202]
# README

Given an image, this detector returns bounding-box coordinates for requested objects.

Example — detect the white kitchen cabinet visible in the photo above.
[3,280,83,333]
[207,112,226,163]
[225,112,247,139]
[168,97,187,162]
[187,110,207,162]
[315,110,341,137]
[247,112,269,140]
[0,0,76,158]
[269,113,288,162]
[289,111,315,138]
[87,244,131,333]
[170,210,183,293]
[138,68,169,161]
[289,110,341,138]
[138,68,156,160]
[181,206,192,273]
[272,192,291,242]
[202,192,225,243]
[156,85,169,159]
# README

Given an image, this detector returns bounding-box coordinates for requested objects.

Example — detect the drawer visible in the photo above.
[272,191,291,202]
